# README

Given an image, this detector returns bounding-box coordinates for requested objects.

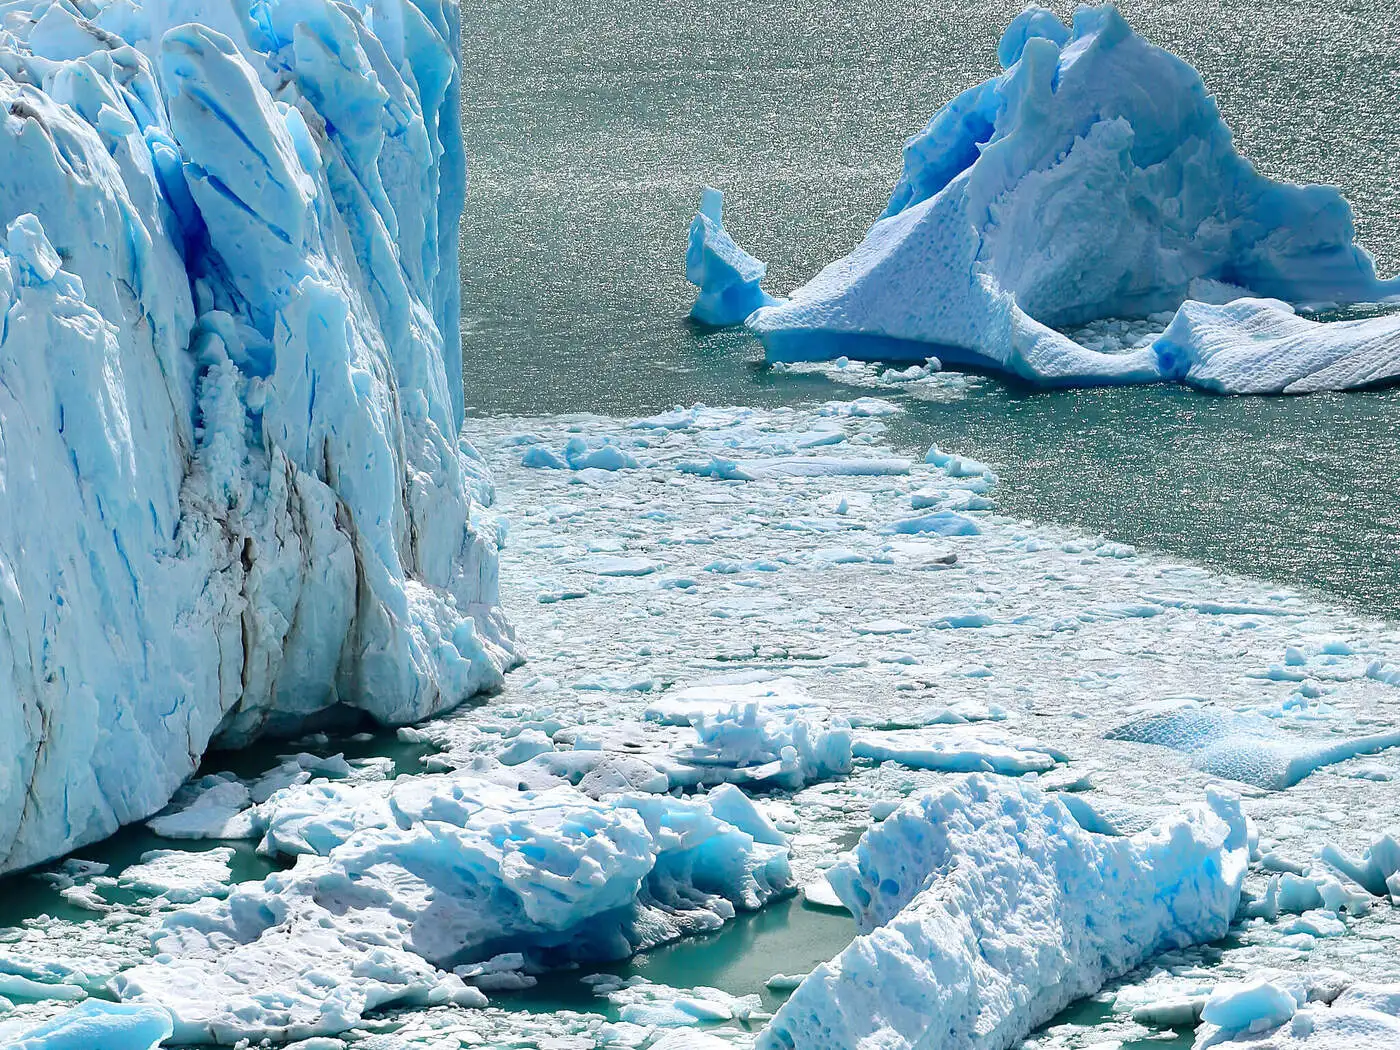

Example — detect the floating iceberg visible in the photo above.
[686,186,783,326]
[695,6,1400,394]
[0,0,516,873]
[760,775,1248,1050]
[114,772,792,1042]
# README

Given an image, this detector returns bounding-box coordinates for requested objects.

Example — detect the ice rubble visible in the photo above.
[0,0,516,874]
[687,6,1400,394]
[760,775,1249,1050]
[1192,980,1400,1048]
[113,772,793,1042]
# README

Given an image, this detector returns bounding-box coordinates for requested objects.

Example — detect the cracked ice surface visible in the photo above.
[0,0,516,875]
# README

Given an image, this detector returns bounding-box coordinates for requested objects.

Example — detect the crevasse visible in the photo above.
[0,0,517,875]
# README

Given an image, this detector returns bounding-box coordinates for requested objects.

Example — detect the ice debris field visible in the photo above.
[7,395,1400,1049]
[687,6,1400,394]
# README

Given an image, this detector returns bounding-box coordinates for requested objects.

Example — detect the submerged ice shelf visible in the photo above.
[687,6,1400,394]
[7,396,1400,1050]
[0,0,516,874]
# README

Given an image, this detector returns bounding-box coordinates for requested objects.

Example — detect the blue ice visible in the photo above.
[692,6,1400,394]
[1106,707,1400,790]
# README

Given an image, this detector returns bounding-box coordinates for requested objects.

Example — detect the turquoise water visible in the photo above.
[458,0,1400,616]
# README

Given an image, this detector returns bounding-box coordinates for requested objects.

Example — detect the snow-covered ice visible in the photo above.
[0,0,516,874]
[760,775,1248,1050]
[1157,299,1400,395]
[700,6,1400,394]
[1193,980,1400,1048]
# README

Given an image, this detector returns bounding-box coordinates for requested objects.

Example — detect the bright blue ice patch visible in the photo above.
[1106,708,1400,790]
[882,511,982,537]
[6,1001,172,1050]
[685,187,783,326]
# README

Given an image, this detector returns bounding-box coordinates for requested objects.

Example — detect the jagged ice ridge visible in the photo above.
[0,0,517,875]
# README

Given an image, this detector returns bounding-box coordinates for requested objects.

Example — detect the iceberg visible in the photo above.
[0,0,517,874]
[113,772,793,1042]
[696,5,1400,394]
[759,775,1248,1050]
[686,186,783,326]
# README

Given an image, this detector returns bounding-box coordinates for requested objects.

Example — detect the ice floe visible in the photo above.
[762,776,1248,1050]
[1107,707,1400,790]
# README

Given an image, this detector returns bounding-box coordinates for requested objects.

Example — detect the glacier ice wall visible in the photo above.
[759,775,1248,1050]
[0,0,516,875]
[728,5,1400,393]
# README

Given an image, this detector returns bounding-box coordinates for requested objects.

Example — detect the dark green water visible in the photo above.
[458,0,1400,616]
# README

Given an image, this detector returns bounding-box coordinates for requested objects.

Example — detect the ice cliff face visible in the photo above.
[0,0,516,875]
[698,5,1400,393]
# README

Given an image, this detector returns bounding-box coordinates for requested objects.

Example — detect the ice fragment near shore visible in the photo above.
[760,775,1247,1050]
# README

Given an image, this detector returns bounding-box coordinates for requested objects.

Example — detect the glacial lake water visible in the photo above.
[458,0,1400,618]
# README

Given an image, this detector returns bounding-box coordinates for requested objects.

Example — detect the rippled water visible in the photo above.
[458,0,1400,614]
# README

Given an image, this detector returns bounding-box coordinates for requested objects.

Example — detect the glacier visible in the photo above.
[686,186,782,326]
[0,0,516,875]
[687,5,1400,394]
[1193,980,1400,1049]
[759,775,1249,1050]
